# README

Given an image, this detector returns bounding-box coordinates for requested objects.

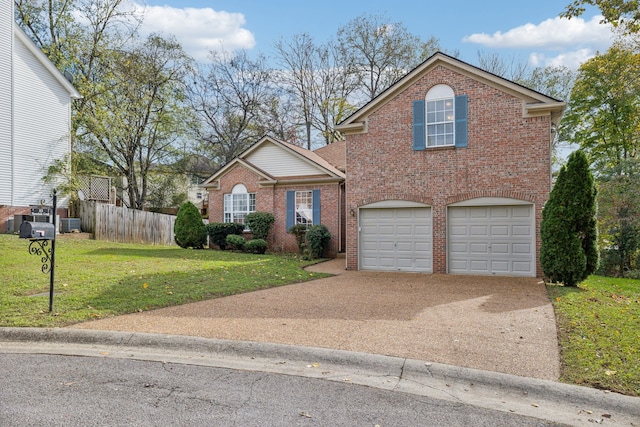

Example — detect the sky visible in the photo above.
[135,0,616,69]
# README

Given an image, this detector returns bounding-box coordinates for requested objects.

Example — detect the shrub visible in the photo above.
[245,212,275,241]
[541,150,597,286]
[245,239,267,254]
[206,223,245,250]
[288,224,308,254]
[225,234,246,251]
[306,224,331,259]
[174,201,207,249]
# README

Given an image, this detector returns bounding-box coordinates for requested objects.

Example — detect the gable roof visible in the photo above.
[202,135,345,189]
[14,24,82,99]
[336,52,565,135]
[313,140,346,172]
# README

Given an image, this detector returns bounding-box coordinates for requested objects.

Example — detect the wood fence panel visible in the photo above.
[79,201,176,246]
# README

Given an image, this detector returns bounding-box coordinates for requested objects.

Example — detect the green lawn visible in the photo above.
[0,234,328,327]
[2,235,639,396]
[548,276,640,396]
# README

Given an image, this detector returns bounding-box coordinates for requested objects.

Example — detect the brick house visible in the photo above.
[202,136,346,256]
[336,52,565,277]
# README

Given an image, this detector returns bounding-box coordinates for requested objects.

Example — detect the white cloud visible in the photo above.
[462,15,615,69]
[463,15,612,50]
[528,49,596,69]
[132,3,255,61]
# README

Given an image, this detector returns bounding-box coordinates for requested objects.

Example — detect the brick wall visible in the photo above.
[345,65,552,276]
[208,165,343,257]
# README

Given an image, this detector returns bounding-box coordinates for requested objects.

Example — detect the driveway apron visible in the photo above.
[71,258,560,380]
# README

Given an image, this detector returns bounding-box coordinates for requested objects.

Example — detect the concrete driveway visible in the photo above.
[71,258,560,380]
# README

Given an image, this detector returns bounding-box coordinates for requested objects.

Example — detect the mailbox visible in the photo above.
[19,221,55,240]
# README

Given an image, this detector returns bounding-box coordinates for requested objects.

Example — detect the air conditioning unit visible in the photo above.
[60,218,81,233]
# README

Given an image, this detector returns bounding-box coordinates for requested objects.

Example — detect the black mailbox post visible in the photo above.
[19,190,57,312]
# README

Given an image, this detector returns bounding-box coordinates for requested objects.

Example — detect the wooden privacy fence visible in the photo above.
[78,201,176,246]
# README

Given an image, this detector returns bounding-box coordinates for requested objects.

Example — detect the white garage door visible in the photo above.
[360,207,432,272]
[448,205,534,276]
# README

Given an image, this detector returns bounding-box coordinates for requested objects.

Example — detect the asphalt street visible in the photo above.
[1,353,561,427]
[1,328,638,426]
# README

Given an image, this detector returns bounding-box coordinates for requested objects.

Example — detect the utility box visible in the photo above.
[19,221,55,240]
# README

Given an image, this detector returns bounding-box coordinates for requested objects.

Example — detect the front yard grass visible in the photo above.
[0,234,328,328]
[548,276,640,396]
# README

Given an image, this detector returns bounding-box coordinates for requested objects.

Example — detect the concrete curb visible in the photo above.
[2,327,638,426]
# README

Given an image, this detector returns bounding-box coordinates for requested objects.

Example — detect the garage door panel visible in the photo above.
[512,225,532,236]
[491,225,509,235]
[470,208,489,218]
[469,243,489,253]
[360,208,432,272]
[490,261,510,272]
[513,243,532,254]
[491,243,509,254]
[449,205,534,277]
[512,206,532,217]
[470,225,489,236]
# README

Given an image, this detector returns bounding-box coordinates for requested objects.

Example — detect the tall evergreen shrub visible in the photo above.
[540,150,598,286]
[174,201,207,249]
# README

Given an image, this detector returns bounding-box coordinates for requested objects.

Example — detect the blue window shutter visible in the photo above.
[312,190,321,225]
[286,191,295,231]
[412,100,426,150]
[455,95,468,148]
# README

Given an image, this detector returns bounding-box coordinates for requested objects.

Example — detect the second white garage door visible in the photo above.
[448,205,535,276]
[360,207,432,272]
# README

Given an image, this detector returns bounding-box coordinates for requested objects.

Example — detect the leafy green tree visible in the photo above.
[562,0,640,34]
[560,44,640,176]
[596,160,640,275]
[174,202,207,249]
[541,151,598,286]
[80,34,193,209]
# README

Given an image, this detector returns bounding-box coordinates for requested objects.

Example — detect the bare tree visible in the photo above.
[187,50,280,165]
[476,51,530,81]
[335,13,434,101]
[274,33,318,149]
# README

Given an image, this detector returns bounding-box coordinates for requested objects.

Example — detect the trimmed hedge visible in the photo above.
[245,212,275,241]
[245,239,267,254]
[225,234,246,251]
[206,223,245,250]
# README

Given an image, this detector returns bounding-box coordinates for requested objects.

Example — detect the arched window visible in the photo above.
[412,85,467,151]
[223,184,255,225]
[426,84,455,147]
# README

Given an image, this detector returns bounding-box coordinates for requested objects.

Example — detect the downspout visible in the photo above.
[338,182,342,253]
[10,19,15,207]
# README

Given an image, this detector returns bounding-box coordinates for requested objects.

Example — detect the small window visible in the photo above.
[223,184,255,225]
[196,192,203,200]
[295,190,313,226]
[426,84,455,147]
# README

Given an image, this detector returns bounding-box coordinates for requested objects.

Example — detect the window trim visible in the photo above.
[413,89,468,151]
[223,184,255,226]
[294,190,313,227]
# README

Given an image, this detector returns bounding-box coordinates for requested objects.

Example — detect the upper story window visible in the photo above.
[223,184,255,225]
[426,84,455,147]
[413,85,467,151]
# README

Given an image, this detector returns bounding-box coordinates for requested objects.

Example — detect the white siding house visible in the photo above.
[0,0,81,232]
